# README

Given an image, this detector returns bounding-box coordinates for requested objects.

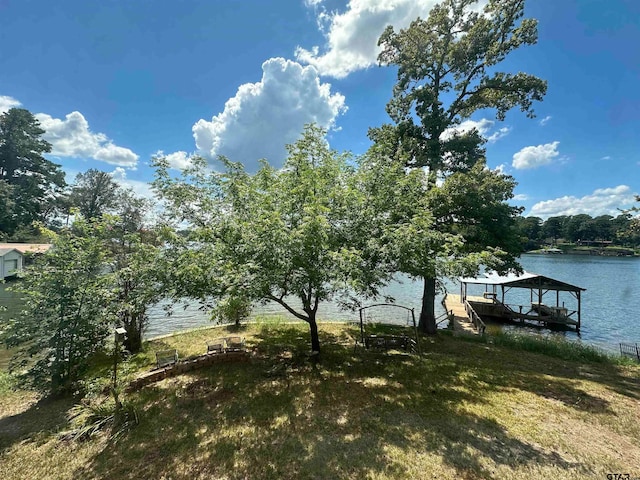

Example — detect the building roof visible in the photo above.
[460,271,585,292]
[0,243,52,254]
[0,247,20,256]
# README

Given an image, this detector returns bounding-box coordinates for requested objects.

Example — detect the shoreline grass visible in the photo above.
[1,322,639,479]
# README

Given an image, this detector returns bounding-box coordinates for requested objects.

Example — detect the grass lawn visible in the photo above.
[1,321,639,479]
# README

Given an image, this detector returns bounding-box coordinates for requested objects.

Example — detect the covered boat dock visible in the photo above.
[458,271,585,331]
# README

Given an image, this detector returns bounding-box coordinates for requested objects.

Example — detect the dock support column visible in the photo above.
[577,291,581,331]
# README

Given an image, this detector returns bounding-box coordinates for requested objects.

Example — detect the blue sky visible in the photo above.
[1,0,638,218]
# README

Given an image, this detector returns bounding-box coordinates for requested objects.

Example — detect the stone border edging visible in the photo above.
[127,351,250,392]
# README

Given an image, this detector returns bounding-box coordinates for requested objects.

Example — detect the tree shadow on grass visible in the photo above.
[69,326,613,479]
[0,395,75,451]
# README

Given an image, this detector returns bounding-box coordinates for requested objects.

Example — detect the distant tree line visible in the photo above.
[515,214,640,251]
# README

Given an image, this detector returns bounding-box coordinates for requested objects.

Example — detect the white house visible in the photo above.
[0,243,52,278]
[0,248,22,279]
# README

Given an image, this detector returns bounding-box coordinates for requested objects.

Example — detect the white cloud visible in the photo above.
[486,126,511,143]
[600,155,611,161]
[35,111,139,168]
[529,185,637,219]
[539,115,552,126]
[513,193,528,201]
[441,118,510,143]
[155,150,194,171]
[296,0,487,78]
[110,167,155,200]
[512,141,560,169]
[0,95,21,114]
[494,164,507,174]
[193,57,346,171]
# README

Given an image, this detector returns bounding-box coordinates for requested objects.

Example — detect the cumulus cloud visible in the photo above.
[441,118,510,143]
[539,115,552,126]
[0,95,21,114]
[35,111,139,168]
[296,0,487,78]
[513,193,528,201]
[193,57,346,171]
[155,150,194,171]
[529,185,637,219]
[512,141,560,169]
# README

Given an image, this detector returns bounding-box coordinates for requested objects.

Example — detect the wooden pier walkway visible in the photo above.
[443,294,484,335]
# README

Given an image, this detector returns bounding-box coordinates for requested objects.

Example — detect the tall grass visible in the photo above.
[453,329,626,364]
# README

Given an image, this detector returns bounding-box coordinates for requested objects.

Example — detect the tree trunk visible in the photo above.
[124,312,143,353]
[419,276,437,335]
[308,315,321,353]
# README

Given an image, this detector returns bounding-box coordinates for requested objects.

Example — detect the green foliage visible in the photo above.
[153,125,392,352]
[515,213,639,249]
[460,331,622,365]
[371,0,546,332]
[210,294,253,327]
[70,169,121,221]
[0,108,66,236]
[376,0,546,175]
[99,193,165,354]
[1,224,114,394]
[63,398,138,442]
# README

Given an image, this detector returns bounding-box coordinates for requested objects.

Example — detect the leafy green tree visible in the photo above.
[515,216,543,250]
[2,224,113,395]
[70,169,121,220]
[0,108,66,236]
[104,191,164,353]
[562,214,592,242]
[592,215,613,240]
[0,180,15,240]
[154,125,390,353]
[619,196,640,246]
[542,216,568,243]
[374,0,546,332]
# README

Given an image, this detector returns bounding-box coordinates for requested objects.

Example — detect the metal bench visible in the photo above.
[225,336,246,352]
[156,349,178,369]
[619,343,639,362]
[207,338,226,354]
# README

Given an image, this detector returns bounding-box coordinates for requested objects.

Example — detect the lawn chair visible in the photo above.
[225,336,246,352]
[207,338,226,354]
[156,349,178,369]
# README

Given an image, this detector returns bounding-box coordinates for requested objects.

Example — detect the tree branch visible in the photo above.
[266,294,309,322]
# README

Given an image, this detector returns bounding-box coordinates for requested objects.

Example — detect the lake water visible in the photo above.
[2,254,639,352]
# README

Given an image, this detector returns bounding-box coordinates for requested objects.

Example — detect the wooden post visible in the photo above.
[577,290,581,331]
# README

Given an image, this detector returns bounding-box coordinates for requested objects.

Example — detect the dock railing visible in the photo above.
[435,309,454,327]
[464,300,486,335]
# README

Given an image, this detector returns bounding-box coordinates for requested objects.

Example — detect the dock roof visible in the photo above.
[459,271,585,292]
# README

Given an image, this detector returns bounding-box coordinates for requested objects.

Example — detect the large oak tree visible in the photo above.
[374,0,546,333]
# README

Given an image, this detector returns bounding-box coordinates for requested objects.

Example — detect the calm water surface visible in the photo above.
[2,254,639,352]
